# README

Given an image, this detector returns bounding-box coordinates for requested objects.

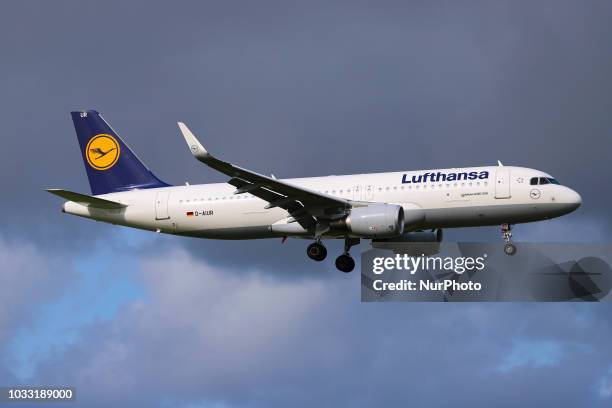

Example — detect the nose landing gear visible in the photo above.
[501,223,517,256]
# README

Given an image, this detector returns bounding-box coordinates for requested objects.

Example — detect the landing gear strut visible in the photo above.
[307,241,327,261]
[501,223,517,256]
[335,238,360,273]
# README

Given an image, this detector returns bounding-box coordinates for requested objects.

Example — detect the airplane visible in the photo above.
[47,110,582,272]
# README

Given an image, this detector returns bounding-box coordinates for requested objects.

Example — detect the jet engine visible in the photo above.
[330,204,404,239]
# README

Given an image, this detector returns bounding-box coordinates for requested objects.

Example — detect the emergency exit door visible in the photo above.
[353,185,362,201]
[155,191,171,220]
[353,185,374,201]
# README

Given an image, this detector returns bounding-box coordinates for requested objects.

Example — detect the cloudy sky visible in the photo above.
[1,1,612,406]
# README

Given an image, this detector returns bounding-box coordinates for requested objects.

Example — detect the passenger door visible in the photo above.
[495,169,511,199]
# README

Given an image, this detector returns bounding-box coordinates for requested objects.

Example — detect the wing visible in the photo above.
[177,122,351,228]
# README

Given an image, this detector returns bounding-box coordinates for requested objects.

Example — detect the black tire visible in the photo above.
[307,243,327,261]
[504,243,517,256]
[335,254,355,273]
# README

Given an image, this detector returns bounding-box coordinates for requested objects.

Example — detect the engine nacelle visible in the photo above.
[331,204,404,238]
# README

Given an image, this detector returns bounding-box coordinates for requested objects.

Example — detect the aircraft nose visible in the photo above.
[564,188,582,212]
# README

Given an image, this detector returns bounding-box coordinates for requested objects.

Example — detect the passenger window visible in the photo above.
[539,177,549,185]
[530,177,538,185]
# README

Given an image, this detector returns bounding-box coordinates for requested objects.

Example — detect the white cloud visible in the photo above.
[25,247,612,408]
[497,338,564,373]
[0,235,73,346]
[597,367,612,398]
[42,247,348,402]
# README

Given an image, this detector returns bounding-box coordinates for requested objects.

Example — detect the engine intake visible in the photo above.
[331,204,404,238]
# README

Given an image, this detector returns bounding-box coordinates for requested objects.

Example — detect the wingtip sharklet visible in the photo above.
[177,122,210,161]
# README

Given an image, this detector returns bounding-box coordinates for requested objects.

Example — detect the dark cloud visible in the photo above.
[2,0,611,239]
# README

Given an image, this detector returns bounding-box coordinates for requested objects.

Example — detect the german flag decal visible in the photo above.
[186,211,194,217]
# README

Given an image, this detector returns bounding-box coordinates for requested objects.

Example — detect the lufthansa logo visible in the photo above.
[530,189,541,200]
[85,134,120,170]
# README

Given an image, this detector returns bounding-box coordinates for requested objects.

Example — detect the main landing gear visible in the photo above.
[335,238,360,273]
[335,255,354,273]
[501,223,517,256]
[307,241,327,261]
[306,238,360,272]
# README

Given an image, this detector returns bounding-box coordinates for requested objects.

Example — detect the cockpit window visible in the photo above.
[531,176,561,185]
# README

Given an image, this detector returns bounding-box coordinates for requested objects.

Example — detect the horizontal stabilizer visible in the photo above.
[45,189,128,209]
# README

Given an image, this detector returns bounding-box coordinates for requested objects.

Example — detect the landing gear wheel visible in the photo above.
[307,242,327,261]
[501,223,517,256]
[504,243,517,256]
[335,254,355,273]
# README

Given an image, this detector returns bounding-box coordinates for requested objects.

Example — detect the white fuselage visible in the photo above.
[62,166,581,240]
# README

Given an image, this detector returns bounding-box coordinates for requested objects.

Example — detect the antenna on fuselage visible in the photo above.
[497,160,504,167]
